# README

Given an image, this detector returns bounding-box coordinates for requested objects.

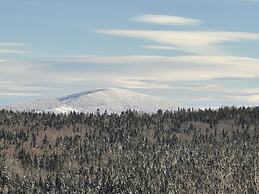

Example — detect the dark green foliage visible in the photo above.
[0,107,258,193]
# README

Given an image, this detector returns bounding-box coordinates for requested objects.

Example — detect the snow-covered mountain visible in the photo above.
[3,88,180,114]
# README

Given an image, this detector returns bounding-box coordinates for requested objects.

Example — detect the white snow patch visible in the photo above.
[3,88,180,114]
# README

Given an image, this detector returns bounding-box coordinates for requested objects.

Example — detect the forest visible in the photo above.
[0,107,258,193]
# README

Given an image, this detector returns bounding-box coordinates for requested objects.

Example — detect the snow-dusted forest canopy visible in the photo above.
[0,107,258,193]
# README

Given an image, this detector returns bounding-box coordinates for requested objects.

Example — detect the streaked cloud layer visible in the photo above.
[0,42,26,47]
[98,30,259,55]
[132,14,203,26]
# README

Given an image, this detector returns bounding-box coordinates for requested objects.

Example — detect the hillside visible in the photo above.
[3,88,179,113]
[0,107,258,193]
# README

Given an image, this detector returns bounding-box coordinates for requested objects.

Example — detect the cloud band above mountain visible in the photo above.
[131,14,203,26]
[97,30,259,55]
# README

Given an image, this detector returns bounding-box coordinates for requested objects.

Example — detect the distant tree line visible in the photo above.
[0,107,258,193]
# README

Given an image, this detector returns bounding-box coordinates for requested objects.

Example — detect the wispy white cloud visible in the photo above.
[0,55,231,97]
[97,30,259,55]
[0,42,26,47]
[118,79,170,89]
[2,54,259,106]
[0,49,30,54]
[0,81,72,98]
[141,45,188,51]
[0,60,33,71]
[132,14,203,26]
[0,81,42,97]
[57,54,259,66]
[0,42,30,55]
[243,95,259,103]
[54,55,173,64]
[49,55,259,81]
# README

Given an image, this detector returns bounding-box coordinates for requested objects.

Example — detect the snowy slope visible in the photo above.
[3,98,64,113]
[3,88,179,114]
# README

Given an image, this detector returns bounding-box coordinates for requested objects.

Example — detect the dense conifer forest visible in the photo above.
[0,107,258,193]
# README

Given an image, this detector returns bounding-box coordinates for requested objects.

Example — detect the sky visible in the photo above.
[0,0,259,108]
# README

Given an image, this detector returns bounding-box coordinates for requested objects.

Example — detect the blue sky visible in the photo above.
[0,0,259,107]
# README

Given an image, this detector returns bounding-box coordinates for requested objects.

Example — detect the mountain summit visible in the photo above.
[3,88,179,114]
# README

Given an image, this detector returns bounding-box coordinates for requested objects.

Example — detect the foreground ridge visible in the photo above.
[0,107,258,193]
